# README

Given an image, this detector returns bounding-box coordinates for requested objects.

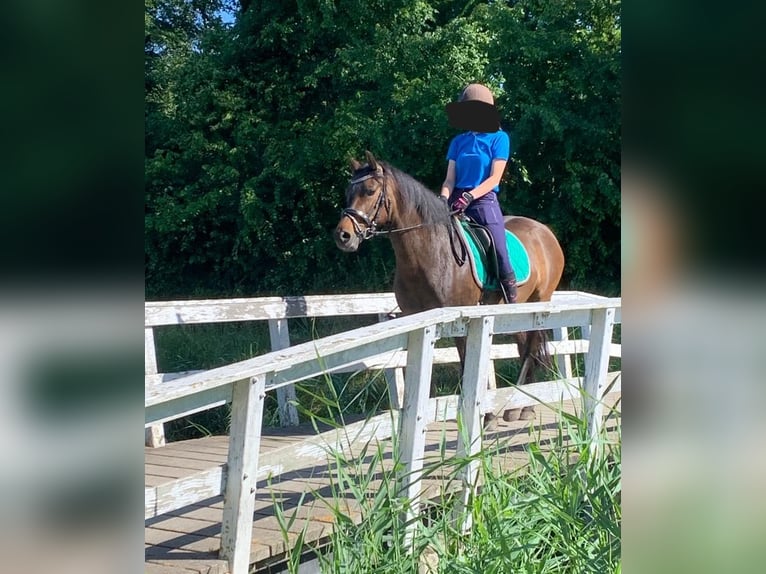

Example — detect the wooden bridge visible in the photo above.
[145,292,621,574]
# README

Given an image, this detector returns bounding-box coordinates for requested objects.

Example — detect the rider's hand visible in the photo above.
[450,191,474,212]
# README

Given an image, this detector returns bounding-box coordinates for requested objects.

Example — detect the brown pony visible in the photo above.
[334,151,565,422]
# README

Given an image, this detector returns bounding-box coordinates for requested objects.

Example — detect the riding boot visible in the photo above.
[500,276,518,304]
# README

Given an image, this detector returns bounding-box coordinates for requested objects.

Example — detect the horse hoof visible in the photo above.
[519,406,536,420]
[483,413,498,431]
[503,408,521,422]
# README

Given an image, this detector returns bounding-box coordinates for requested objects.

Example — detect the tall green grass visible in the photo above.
[273,375,621,574]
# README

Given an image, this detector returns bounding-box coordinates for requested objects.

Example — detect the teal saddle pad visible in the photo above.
[458,220,531,289]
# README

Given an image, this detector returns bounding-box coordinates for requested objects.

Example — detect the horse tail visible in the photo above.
[533,329,553,373]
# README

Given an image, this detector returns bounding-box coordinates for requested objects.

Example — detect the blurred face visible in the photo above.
[446,100,500,132]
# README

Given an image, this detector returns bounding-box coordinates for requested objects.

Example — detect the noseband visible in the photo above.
[341,168,391,241]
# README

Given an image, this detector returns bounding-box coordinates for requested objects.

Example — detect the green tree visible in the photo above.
[483,0,621,293]
[145,0,248,295]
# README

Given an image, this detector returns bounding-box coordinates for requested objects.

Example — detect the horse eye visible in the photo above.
[365,186,376,196]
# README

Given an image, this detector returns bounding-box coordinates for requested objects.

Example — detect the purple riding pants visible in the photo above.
[451,189,516,280]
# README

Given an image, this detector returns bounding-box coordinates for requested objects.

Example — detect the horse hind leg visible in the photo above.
[502,331,528,422]
[514,266,561,421]
[502,330,550,422]
[520,330,555,420]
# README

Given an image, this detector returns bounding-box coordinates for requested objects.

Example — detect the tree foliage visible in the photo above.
[145,0,620,298]
[485,0,621,292]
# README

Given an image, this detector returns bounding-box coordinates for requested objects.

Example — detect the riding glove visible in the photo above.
[451,191,474,212]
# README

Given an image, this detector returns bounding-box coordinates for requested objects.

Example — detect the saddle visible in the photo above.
[453,217,531,290]
[461,220,501,284]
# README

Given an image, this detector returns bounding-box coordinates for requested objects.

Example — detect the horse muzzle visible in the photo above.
[334,225,361,252]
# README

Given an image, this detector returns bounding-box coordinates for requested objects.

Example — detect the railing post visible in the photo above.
[269,319,299,426]
[552,327,573,379]
[144,327,166,447]
[220,374,267,573]
[582,307,616,449]
[378,313,405,409]
[455,316,494,532]
[397,324,437,549]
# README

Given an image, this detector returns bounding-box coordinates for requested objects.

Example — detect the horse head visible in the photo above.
[334,151,393,252]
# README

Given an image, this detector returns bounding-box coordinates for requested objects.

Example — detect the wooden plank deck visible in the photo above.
[146,393,621,574]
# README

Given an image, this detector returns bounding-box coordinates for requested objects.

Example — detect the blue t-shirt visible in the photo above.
[446,130,511,192]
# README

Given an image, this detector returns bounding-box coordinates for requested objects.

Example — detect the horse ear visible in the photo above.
[349,157,362,172]
[365,150,379,171]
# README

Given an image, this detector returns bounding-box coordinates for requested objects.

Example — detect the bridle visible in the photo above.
[340,167,392,241]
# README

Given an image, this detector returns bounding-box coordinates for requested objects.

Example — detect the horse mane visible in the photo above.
[381,161,451,227]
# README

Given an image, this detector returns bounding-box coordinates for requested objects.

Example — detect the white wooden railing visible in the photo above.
[145,293,406,446]
[145,291,621,574]
[145,291,617,446]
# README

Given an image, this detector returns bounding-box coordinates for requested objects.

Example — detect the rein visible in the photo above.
[448,217,468,266]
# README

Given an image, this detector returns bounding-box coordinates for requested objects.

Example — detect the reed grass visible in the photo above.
[272,375,621,573]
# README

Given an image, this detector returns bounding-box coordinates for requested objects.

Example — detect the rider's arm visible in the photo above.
[440,160,456,199]
[467,158,508,200]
